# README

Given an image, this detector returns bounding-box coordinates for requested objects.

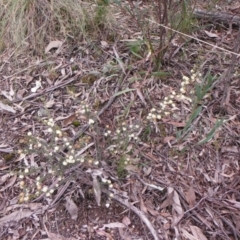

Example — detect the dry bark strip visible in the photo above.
[193,9,240,27]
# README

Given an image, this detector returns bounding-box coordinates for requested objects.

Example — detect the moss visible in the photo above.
[72,120,80,127]
[3,153,15,162]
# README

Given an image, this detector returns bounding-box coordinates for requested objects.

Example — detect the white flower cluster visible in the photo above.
[101,178,114,208]
[18,116,91,202]
[105,122,140,141]
[76,102,91,115]
[147,69,202,122]
[75,102,96,125]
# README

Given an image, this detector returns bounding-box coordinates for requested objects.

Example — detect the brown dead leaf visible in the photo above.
[0,175,17,192]
[181,229,198,240]
[204,30,219,38]
[96,230,113,240]
[16,89,26,99]
[186,186,196,207]
[25,75,34,85]
[62,114,77,127]
[124,164,141,174]
[145,203,159,216]
[48,232,77,240]
[119,228,131,240]
[0,173,10,185]
[45,40,63,54]
[139,196,148,214]
[0,197,7,211]
[225,199,240,209]
[45,99,55,108]
[0,209,34,226]
[92,175,101,206]
[122,216,131,226]
[160,190,174,209]
[101,222,126,230]
[136,88,147,105]
[1,90,13,101]
[143,166,152,176]
[163,136,176,143]
[190,225,208,240]
[170,188,183,215]
[65,197,78,220]
[221,146,238,153]
[100,41,109,48]
[0,101,16,114]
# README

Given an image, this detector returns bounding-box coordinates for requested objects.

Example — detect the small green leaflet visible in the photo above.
[113,88,135,98]
[198,119,224,145]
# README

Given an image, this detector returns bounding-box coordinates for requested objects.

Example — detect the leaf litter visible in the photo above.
[0,1,240,240]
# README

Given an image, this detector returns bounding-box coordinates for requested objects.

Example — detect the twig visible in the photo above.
[147,19,240,57]
[184,196,208,215]
[134,174,165,192]
[2,61,54,80]
[12,73,82,103]
[72,71,130,142]
[103,189,162,240]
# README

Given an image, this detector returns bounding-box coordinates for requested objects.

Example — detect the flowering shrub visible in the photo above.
[16,69,215,204]
[147,69,201,122]
[17,103,114,204]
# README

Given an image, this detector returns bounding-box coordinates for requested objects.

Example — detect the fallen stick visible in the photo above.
[103,189,162,240]
[193,9,240,27]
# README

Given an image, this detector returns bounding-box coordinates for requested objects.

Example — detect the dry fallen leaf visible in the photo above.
[122,216,131,226]
[48,232,77,240]
[0,175,17,192]
[96,230,113,240]
[0,101,16,114]
[1,90,13,101]
[160,190,174,209]
[119,228,131,240]
[181,228,198,240]
[190,225,208,240]
[186,186,196,207]
[162,118,185,127]
[0,173,10,185]
[170,188,183,215]
[0,209,34,226]
[92,175,101,206]
[65,196,78,220]
[16,89,26,99]
[163,136,176,143]
[204,30,219,38]
[45,40,63,53]
[101,222,126,230]
[139,196,148,214]
[100,41,109,48]
[62,114,77,127]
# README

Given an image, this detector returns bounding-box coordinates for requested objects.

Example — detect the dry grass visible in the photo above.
[0,0,119,55]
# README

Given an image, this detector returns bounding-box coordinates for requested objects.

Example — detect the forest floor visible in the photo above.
[0,1,240,240]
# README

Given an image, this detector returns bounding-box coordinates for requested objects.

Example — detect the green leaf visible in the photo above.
[191,106,202,120]
[195,84,202,101]
[151,71,171,78]
[181,106,202,135]
[113,88,135,97]
[198,119,224,145]
[131,51,143,59]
